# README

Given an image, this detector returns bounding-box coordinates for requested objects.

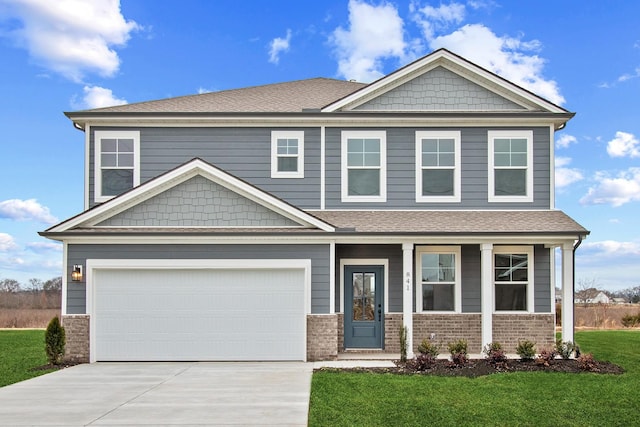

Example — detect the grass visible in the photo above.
[0,329,56,387]
[309,330,640,426]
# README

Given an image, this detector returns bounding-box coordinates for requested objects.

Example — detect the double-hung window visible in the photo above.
[95,131,140,202]
[416,131,461,202]
[416,246,462,312]
[494,246,534,312]
[271,131,304,178]
[488,130,533,202]
[341,131,386,202]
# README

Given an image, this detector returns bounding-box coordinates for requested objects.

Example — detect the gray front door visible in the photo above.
[344,265,384,348]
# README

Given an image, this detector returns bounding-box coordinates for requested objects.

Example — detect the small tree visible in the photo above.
[45,316,66,365]
[399,326,408,363]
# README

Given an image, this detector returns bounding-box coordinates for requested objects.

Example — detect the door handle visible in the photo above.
[378,307,381,322]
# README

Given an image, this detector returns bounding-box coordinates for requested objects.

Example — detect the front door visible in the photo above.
[344,265,384,348]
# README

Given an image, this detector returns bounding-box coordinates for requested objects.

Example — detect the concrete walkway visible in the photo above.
[0,362,316,426]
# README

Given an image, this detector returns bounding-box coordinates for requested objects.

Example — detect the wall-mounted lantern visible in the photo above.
[71,265,83,282]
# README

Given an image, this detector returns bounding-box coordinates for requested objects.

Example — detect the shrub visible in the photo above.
[535,348,557,366]
[45,316,66,365]
[516,340,536,361]
[399,326,408,363]
[406,353,438,371]
[621,313,640,328]
[577,352,600,372]
[417,339,440,358]
[447,339,468,366]
[483,342,507,364]
[555,339,576,360]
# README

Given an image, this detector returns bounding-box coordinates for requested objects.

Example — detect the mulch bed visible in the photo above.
[31,361,81,372]
[317,358,624,378]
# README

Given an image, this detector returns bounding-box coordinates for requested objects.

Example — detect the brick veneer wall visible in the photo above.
[493,314,555,353]
[384,313,403,353]
[61,315,90,363]
[337,313,344,351]
[413,314,482,354]
[307,314,338,361]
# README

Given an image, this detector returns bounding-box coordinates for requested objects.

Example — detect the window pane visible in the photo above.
[511,153,527,167]
[118,153,134,167]
[511,138,527,153]
[422,139,438,153]
[422,169,454,196]
[495,283,527,310]
[118,138,134,152]
[439,139,454,153]
[495,169,526,196]
[278,157,298,172]
[348,169,380,196]
[348,153,363,167]
[494,153,510,167]
[101,139,117,152]
[439,153,455,167]
[363,153,380,167]
[494,139,511,152]
[347,138,364,154]
[422,153,438,167]
[364,138,380,153]
[421,253,438,269]
[423,283,454,311]
[102,169,133,196]
[101,153,117,167]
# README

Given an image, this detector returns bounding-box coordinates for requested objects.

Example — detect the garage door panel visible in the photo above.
[93,267,305,361]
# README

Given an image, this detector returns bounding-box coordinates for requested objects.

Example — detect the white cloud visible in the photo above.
[330,0,406,82]
[0,233,18,252]
[1,0,139,82]
[0,199,58,224]
[78,85,127,109]
[427,24,565,105]
[268,29,292,64]
[581,240,640,257]
[617,67,640,83]
[555,157,583,188]
[25,241,62,253]
[556,134,577,149]
[197,87,213,95]
[606,131,640,158]
[411,1,465,39]
[580,168,640,207]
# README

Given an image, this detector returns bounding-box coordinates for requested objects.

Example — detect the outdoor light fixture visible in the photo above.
[71,265,83,282]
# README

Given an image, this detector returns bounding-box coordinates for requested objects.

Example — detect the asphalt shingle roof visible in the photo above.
[76,78,366,114]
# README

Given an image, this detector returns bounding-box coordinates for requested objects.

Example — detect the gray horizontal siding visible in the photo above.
[325,126,551,209]
[534,245,552,312]
[461,245,481,313]
[66,243,330,315]
[89,127,321,209]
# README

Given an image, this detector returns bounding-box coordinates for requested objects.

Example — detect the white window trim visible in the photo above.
[341,130,387,203]
[271,130,304,179]
[493,245,535,313]
[94,130,140,203]
[488,130,533,203]
[415,131,461,203]
[415,246,462,313]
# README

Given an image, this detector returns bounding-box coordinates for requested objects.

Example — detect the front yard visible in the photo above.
[309,331,640,426]
[0,329,55,387]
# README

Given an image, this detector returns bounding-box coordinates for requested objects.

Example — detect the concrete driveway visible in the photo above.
[0,362,313,426]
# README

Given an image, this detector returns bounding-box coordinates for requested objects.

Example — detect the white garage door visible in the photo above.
[91,265,307,361]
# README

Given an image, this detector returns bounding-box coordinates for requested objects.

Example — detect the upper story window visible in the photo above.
[271,131,304,178]
[94,130,140,203]
[488,130,533,203]
[416,246,462,312]
[341,131,386,202]
[494,246,534,312]
[415,131,461,203]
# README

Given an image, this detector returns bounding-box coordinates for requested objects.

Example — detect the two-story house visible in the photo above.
[42,49,587,363]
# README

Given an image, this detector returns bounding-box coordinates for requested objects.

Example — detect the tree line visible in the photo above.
[0,277,62,309]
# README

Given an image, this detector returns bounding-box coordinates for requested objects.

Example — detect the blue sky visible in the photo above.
[0,0,639,291]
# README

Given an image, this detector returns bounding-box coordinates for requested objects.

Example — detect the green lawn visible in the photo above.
[309,331,640,427]
[0,329,55,387]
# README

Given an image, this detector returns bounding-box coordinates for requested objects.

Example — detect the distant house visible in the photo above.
[41,48,588,363]
[575,290,611,304]
[612,297,627,305]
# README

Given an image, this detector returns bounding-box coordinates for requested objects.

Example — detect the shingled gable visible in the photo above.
[44,158,335,234]
[321,48,570,115]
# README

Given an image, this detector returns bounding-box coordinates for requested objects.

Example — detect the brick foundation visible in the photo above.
[61,315,90,363]
[337,313,344,351]
[413,313,482,354]
[306,314,338,361]
[493,314,555,353]
[384,313,403,353]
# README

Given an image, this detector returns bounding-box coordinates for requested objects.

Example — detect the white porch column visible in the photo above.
[402,243,414,358]
[481,243,494,348]
[561,242,575,343]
